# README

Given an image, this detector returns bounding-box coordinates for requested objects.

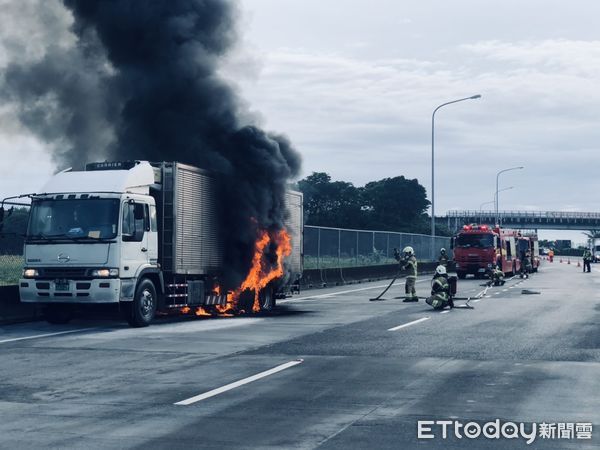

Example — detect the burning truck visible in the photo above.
[18,160,303,327]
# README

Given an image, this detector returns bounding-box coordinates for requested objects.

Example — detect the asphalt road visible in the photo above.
[0,259,599,449]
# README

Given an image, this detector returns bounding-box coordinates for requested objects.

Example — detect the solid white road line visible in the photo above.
[472,299,481,303]
[175,359,304,405]
[388,317,430,331]
[0,328,94,344]
[440,310,450,314]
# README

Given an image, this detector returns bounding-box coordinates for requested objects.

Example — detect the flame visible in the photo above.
[181,227,291,318]
[194,307,212,317]
[234,228,292,313]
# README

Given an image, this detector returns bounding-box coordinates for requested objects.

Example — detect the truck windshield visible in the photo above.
[28,198,120,240]
[455,233,494,248]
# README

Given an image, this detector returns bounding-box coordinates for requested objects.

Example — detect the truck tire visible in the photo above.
[258,286,276,312]
[457,271,467,280]
[126,278,157,327]
[44,305,73,324]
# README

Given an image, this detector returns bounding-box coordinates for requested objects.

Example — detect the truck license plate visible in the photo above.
[55,280,70,291]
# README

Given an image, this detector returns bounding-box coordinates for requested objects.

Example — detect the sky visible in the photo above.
[0,0,597,244]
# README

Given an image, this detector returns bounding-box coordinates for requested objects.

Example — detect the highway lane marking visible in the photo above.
[0,328,94,344]
[280,279,428,303]
[388,317,430,331]
[472,299,481,303]
[440,310,450,314]
[174,359,304,405]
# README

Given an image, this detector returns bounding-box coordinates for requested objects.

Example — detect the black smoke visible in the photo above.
[1,0,301,287]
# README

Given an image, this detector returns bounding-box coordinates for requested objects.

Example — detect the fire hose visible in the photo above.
[368,276,398,301]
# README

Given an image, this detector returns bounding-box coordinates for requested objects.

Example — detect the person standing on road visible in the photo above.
[583,249,592,273]
[548,249,554,263]
[401,246,418,302]
[438,248,449,268]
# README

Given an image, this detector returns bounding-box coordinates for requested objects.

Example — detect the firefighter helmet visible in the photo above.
[435,265,447,276]
[440,248,446,254]
[403,246,414,256]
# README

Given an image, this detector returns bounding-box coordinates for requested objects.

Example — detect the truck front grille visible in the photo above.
[38,267,91,279]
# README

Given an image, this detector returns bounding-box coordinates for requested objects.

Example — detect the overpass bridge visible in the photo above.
[444,210,600,231]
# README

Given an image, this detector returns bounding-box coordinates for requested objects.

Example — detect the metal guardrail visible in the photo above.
[448,210,600,220]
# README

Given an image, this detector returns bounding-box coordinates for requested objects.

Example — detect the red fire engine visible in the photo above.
[516,232,540,272]
[452,224,521,279]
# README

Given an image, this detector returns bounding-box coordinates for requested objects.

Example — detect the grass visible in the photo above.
[0,255,24,286]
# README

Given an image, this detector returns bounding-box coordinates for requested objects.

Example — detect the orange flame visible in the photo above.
[234,228,292,313]
[182,227,291,318]
[194,307,212,317]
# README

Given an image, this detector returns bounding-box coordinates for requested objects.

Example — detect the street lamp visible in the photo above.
[480,186,513,223]
[495,167,523,224]
[431,94,481,260]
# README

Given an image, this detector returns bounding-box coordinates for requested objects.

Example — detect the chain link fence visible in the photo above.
[304,225,452,270]
[0,202,30,286]
[0,204,452,284]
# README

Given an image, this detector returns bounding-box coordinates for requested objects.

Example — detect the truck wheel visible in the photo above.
[457,271,466,280]
[126,278,157,327]
[44,305,73,324]
[258,286,276,312]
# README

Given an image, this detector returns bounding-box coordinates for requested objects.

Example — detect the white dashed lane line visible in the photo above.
[388,317,430,332]
[174,359,304,406]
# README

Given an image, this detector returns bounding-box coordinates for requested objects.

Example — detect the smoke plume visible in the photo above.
[0,0,301,287]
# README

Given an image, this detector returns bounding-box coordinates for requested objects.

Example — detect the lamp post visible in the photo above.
[480,186,513,223]
[495,167,523,224]
[431,94,481,260]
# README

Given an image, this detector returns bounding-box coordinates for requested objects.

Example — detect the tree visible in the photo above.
[297,173,364,228]
[297,172,432,233]
[361,176,430,232]
[0,207,29,254]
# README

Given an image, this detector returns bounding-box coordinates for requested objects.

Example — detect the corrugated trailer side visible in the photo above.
[284,190,303,278]
[172,163,225,275]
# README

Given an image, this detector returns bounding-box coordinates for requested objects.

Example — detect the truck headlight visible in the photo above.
[91,268,119,278]
[22,268,39,278]
[487,263,493,268]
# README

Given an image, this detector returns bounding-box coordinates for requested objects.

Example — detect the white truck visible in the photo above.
[17,161,303,326]
[593,238,600,263]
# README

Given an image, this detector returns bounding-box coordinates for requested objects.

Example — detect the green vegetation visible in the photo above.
[297,172,449,235]
[0,255,24,286]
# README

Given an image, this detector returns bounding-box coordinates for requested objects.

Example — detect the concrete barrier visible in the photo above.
[0,285,39,324]
[300,262,439,290]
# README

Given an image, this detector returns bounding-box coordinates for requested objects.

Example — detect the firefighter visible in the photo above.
[583,249,592,273]
[490,265,505,286]
[395,246,418,302]
[438,248,449,268]
[520,251,532,279]
[426,265,452,310]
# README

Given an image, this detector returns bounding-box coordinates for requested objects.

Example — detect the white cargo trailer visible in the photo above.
[18,161,303,326]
